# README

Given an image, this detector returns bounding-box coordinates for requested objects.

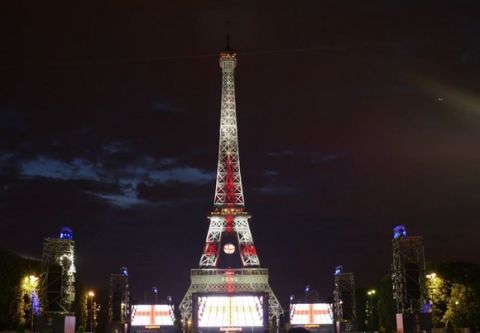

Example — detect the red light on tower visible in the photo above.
[242,244,257,256]
[204,243,218,255]
[225,270,235,293]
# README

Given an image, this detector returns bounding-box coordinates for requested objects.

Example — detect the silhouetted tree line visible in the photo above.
[0,247,40,330]
[0,247,89,331]
[357,262,480,333]
[427,262,480,331]
[1,246,479,333]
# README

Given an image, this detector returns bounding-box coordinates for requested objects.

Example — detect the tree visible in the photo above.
[377,275,395,333]
[73,281,88,330]
[442,283,468,327]
[0,247,40,330]
[427,262,480,331]
[355,287,367,332]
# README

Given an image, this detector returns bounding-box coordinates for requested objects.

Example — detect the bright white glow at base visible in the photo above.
[290,303,333,325]
[197,296,264,327]
[131,304,175,326]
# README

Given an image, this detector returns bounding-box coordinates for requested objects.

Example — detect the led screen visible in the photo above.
[196,295,264,328]
[290,303,333,325]
[131,304,175,326]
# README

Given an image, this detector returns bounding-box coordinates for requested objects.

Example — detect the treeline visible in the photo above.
[356,262,480,333]
[2,246,479,333]
[0,247,40,330]
[427,262,480,330]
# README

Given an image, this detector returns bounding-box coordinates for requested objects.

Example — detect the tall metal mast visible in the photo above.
[213,48,244,208]
[180,42,283,325]
[199,44,260,268]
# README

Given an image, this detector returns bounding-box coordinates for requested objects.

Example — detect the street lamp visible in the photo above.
[426,272,439,325]
[366,289,376,333]
[21,275,39,291]
[426,273,437,305]
[21,275,39,331]
[87,291,95,332]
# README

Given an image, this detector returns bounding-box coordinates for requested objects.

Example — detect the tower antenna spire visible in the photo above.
[225,34,232,52]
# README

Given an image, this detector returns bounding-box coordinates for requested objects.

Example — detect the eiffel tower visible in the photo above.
[179,43,283,328]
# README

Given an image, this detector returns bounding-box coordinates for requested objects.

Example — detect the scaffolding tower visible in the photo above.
[392,225,427,314]
[40,227,76,315]
[108,267,130,333]
[333,266,356,332]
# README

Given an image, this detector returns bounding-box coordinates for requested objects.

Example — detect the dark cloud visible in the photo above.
[0,149,215,207]
[152,101,175,114]
[0,109,30,132]
[253,185,298,196]
[21,156,99,181]
[137,181,211,202]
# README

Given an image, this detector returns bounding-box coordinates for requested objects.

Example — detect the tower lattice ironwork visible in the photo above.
[213,51,244,208]
[180,47,283,325]
[199,51,259,268]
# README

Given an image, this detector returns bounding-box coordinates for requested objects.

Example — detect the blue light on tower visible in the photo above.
[59,227,73,240]
[334,265,344,275]
[393,225,407,239]
[121,267,128,276]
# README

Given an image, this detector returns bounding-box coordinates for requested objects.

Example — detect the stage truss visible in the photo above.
[41,237,76,314]
[392,236,427,313]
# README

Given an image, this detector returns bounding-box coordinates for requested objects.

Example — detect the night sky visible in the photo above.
[1,1,480,306]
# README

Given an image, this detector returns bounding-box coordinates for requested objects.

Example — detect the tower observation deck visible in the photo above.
[180,47,283,331]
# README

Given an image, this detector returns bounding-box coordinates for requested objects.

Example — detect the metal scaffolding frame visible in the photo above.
[41,237,76,315]
[333,267,356,331]
[108,269,130,330]
[392,235,427,314]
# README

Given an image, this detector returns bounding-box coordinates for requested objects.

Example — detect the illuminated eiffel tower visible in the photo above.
[180,42,283,329]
